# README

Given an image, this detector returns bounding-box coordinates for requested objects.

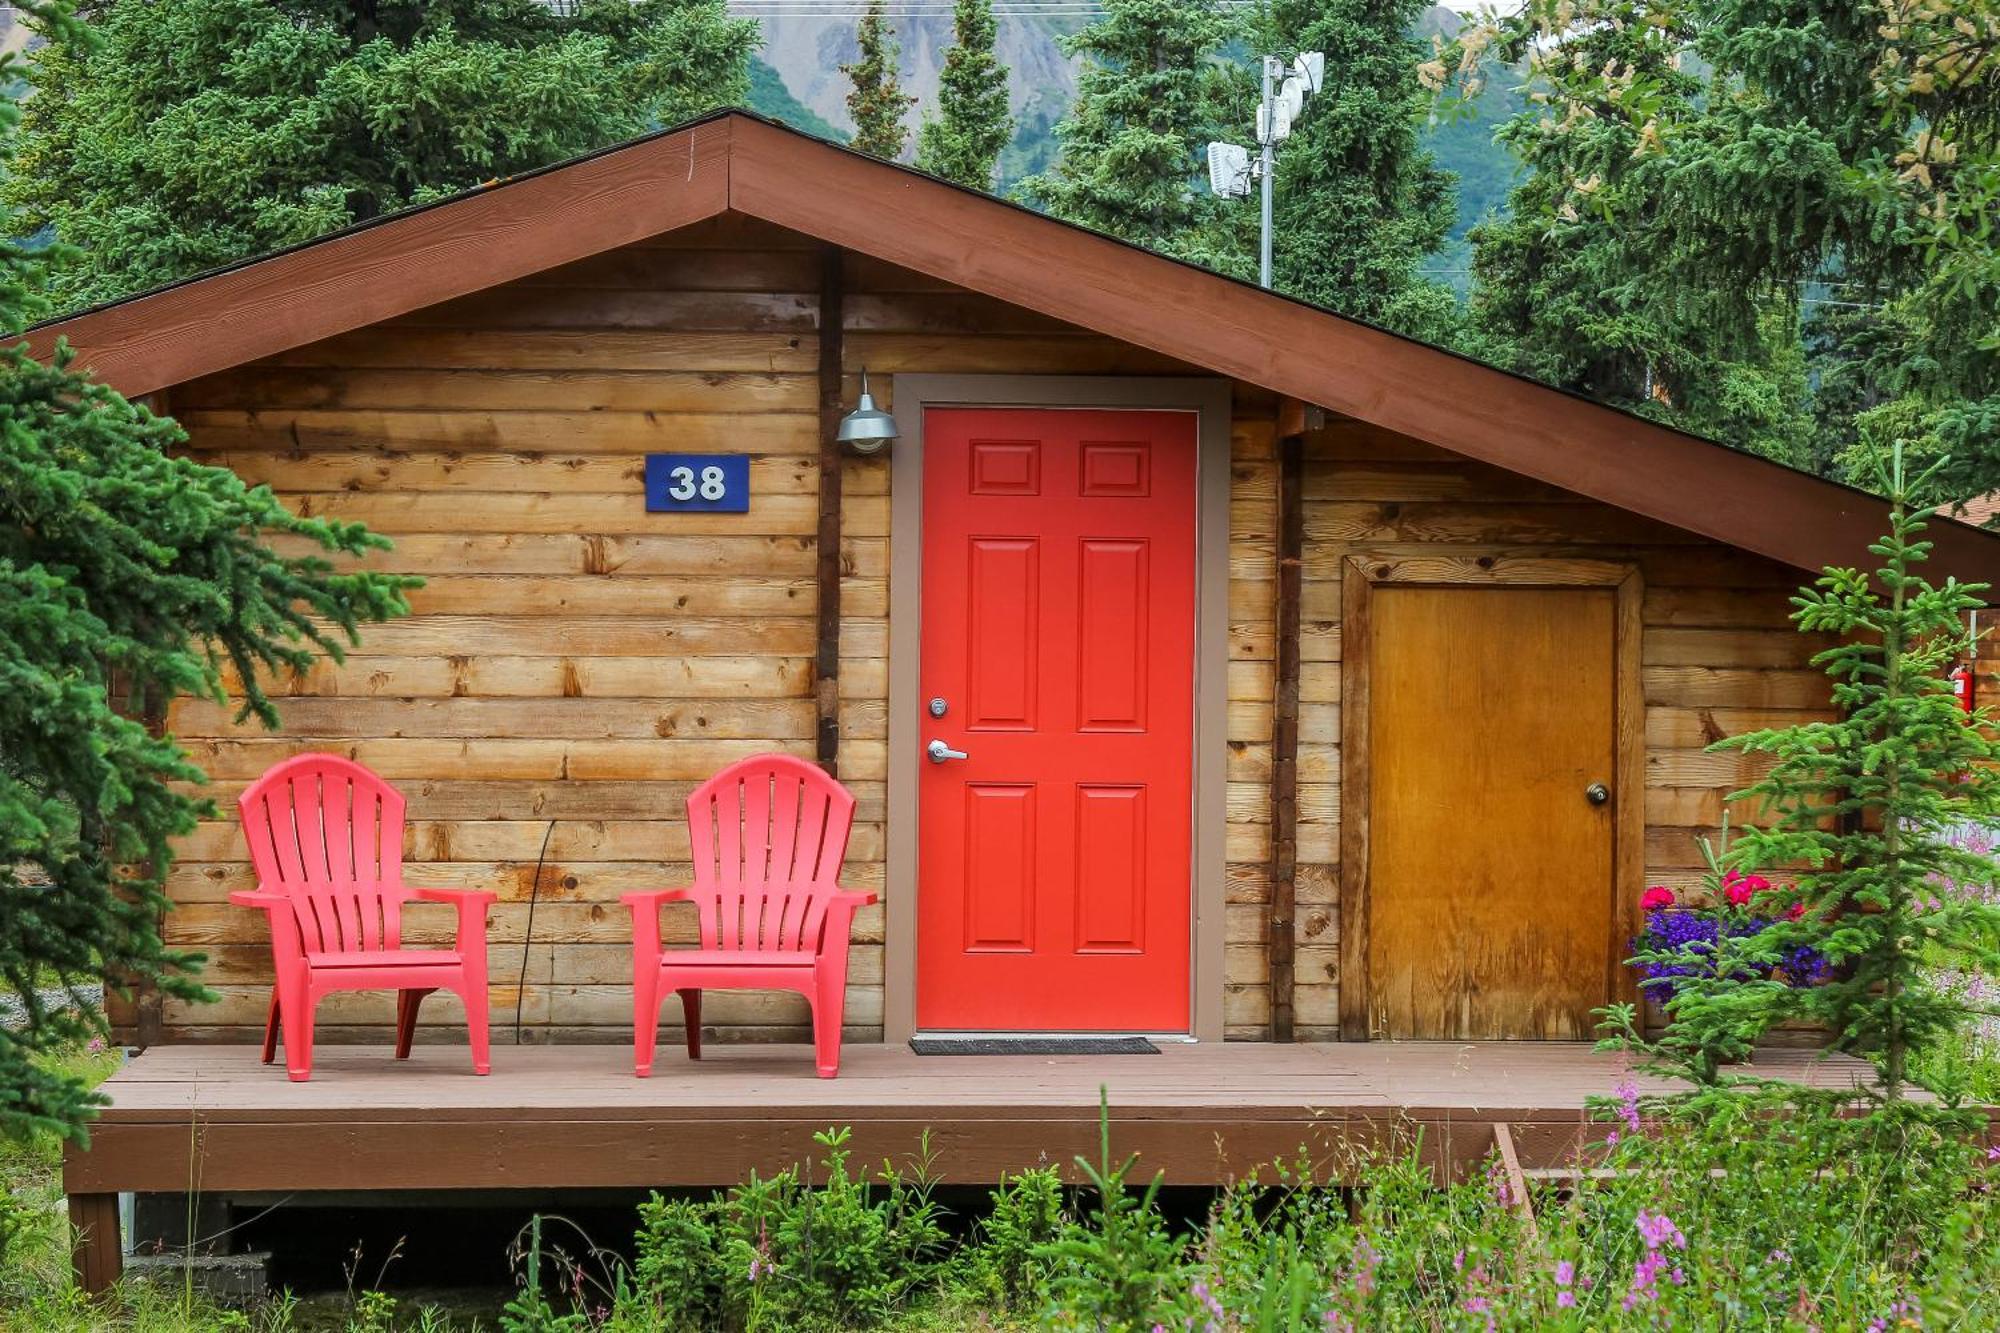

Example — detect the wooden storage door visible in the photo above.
[1365,585,1618,1039]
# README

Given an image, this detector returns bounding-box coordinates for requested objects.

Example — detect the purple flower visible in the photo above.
[1636,1209,1686,1251]
[1554,1261,1575,1286]
[1615,1077,1643,1136]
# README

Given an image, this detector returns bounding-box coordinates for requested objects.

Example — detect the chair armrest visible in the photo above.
[618,889,695,907]
[620,889,693,963]
[411,888,495,952]
[412,887,499,906]
[227,890,293,912]
[831,891,878,908]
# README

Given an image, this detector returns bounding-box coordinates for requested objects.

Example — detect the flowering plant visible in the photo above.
[1600,832,1832,1086]
[1631,858,1829,996]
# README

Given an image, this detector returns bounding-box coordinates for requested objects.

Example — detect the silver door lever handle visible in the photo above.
[926,739,969,763]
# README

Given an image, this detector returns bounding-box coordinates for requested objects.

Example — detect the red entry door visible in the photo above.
[917,408,1198,1031]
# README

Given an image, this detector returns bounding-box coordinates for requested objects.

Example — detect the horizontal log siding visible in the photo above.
[159,214,1823,1046]
[163,215,1264,1045]
[1286,422,1834,1039]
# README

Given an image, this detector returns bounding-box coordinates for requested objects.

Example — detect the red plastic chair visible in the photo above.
[622,755,876,1078]
[229,753,496,1081]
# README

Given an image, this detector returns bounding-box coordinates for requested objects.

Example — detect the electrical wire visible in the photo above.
[514,818,557,1046]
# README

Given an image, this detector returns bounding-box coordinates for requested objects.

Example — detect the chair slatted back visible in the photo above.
[684,755,854,952]
[239,753,409,953]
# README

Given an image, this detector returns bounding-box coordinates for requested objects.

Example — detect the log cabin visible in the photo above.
[31,113,2000,1284]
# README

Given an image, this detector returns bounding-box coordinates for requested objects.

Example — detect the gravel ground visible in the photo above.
[0,982,103,1030]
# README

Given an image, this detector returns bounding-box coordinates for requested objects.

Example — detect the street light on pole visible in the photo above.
[1207,50,1325,290]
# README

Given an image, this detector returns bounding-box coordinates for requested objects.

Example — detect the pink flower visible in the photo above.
[1787,900,1808,921]
[1640,886,1676,911]
[1615,1077,1643,1136]
[1636,1210,1686,1251]
[1723,873,1756,907]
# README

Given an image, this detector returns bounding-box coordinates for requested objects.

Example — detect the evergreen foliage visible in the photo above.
[1457,5,1821,467]
[7,0,757,312]
[1016,0,1240,259]
[1252,0,1459,334]
[1603,445,2000,1103]
[843,0,916,160]
[1457,0,2000,488]
[0,4,416,1140]
[915,0,1013,189]
[1717,446,2000,1102]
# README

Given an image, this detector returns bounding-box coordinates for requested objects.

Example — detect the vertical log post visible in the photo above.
[1269,398,1308,1041]
[815,246,846,776]
[68,1191,122,1293]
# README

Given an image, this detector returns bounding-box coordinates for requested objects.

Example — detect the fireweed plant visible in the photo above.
[574,1100,2000,1330]
[1606,444,2000,1104]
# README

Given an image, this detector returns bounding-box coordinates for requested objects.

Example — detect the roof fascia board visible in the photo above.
[725,116,1997,583]
[28,119,735,398]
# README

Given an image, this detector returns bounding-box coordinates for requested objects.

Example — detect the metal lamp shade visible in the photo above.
[836,371,899,454]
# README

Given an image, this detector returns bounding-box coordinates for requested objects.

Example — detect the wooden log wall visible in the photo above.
[154,214,1831,1045]
[159,215,1276,1045]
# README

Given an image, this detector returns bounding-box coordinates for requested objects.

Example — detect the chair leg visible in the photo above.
[812,971,846,1079]
[277,979,314,1082]
[462,981,491,1077]
[678,989,703,1061]
[633,969,660,1078]
[260,988,279,1065]
[394,988,432,1059]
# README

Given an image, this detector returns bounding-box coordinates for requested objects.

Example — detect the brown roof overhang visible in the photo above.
[25,110,2000,586]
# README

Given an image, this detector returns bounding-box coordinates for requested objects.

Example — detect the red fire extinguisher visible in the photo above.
[1950,661,1976,713]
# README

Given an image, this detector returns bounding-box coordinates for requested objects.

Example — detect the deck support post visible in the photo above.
[68,1191,122,1294]
[815,246,846,776]
[1268,399,1308,1040]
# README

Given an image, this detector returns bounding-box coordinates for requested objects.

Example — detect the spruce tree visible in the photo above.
[1254,0,1458,334]
[915,0,1013,190]
[1017,0,1240,259]
[1459,0,2000,487]
[8,0,758,312]
[844,0,916,160]
[1718,445,2000,1102]
[1460,4,1820,467]
[0,5,417,1139]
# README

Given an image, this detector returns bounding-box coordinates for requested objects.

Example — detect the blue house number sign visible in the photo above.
[644,454,750,514]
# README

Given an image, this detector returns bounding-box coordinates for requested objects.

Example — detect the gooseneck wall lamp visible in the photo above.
[836,369,899,455]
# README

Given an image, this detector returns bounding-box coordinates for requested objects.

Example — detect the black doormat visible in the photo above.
[909,1036,1160,1056]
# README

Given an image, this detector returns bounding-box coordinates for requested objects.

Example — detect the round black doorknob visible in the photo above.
[1585,782,1610,805]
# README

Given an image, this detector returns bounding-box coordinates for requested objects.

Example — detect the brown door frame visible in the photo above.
[881,376,1234,1043]
[1336,554,1645,1041]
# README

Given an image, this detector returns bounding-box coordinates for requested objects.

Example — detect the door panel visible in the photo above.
[917,408,1197,1030]
[1366,585,1617,1039]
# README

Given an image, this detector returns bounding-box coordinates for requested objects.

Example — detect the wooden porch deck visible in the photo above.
[63,1040,1892,1290]
[70,1041,1878,1189]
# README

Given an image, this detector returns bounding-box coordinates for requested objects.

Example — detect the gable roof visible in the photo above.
[26,109,2000,585]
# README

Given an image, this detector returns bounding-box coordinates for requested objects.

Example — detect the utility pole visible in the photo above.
[1208,51,1324,291]
[1258,56,1279,290]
